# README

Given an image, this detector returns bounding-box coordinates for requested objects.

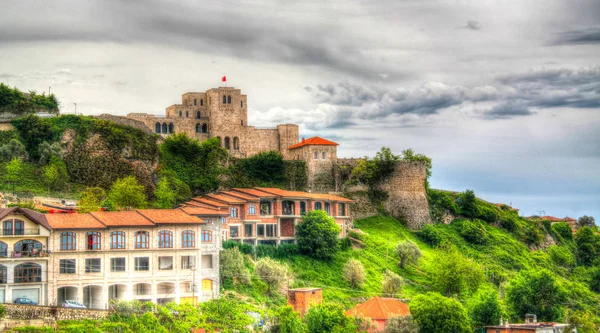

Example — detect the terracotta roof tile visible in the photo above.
[345,297,410,320]
[187,197,230,208]
[232,188,276,198]
[46,213,106,230]
[288,136,339,150]
[90,211,155,227]
[137,209,204,224]
[179,207,229,217]
[254,188,311,199]
[221,190,260,201]
[206,193,247,204]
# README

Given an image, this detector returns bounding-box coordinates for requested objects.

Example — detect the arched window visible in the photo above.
[223,95,227,104]
[202,123,208,133]
[86,231,101,250]
[181,230,195,248]
[110,231,126,249]
[224,137,231,150]
[196,111,201,119]
[60,232,76,251]
[14,239,42,255]
[194,98,197,106]
[227,95,231,104]
[233,137,239,150]
[158,230,173,248]
[155,122,161,133]
[322,152,326,159]
[14,263,42,283]
[200,99,203,106]
[179,111,182,117]
[241,101,243,107]
[168,123,174,133]
[201,230,213,243]
[0,241,7,257]
[185,111,189,117]
[314,151,318,159]
[135,231,149,249]
[162,123,168,133]
[241,120,244,126]
[314,202,322,210]
[0,264,6,284]
[196,123,201,133]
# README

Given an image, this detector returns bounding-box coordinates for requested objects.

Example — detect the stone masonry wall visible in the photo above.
[97,114,155,135]
[3,303,110,321]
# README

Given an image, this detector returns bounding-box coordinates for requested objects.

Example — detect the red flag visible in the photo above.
[222,76,227,82]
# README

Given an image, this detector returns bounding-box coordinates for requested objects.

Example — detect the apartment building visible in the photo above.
[0,207,52,305]
[46,208,227,309]
[184,187,353,245]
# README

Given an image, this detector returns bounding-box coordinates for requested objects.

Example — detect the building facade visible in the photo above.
[183,187,353,246]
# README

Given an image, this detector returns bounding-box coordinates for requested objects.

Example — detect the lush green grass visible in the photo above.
[0,161,83,199]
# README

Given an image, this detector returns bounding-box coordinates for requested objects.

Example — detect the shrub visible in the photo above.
[576,227,600,266]
[384,315,419,333]
[425,245,484,296]
[548,246,575,269]
[552,222,574,242]
[106,176,147,210]
[500,216,518,232]
[220,247,251,285]
[589,267,600,293]
[343,258,365,288]
[0,303,5,319]
[255,257,289,296]
[395,240,422,268]
[272,305,307,333]
[506,269,567,321]
[478,206,499,223]
[467,287,505,330]
[410,292,471,333]
[296,210,340,260]
[382,271,404,297]
[418,225,443,247]
[523,225,544,246]
[460,220,488,245]
[222,240,254,255]
[0,138,28,162]
[338,237,352,251]
[305,303,359,333]
[577,216,596,228]
[458,189,478,217]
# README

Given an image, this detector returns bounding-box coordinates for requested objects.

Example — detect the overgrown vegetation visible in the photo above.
[0,83,59,114]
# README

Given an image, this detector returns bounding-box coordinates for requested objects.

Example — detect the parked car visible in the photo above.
[62,300,86,308]
[14,297,37,305]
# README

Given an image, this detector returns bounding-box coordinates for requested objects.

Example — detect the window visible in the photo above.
[179,111,182,117]
[2,220,12,235]
[314,151,318,159]
[227,95,231,104]
[241,101,243,107]
[260,200,272,215]
[325,202,331,215]
[196,123,201,133]
[244,224,253,237]
[230,207,238,218]
[162,122,168,133]
[201,254,213,269]
[60,259,76,274]
[60,232,76,251]
[201,230,213,242]
[155,122,161,133]
[257,224,265,237]
[135,231,149,249]
[186,111,189,117]
[196,111,201,119]
[224,137,231,149]
[202,123,208,133]
[14,239,42,254]
[266,224,277,237]
[300,202,307,215]
[169,123,174,133]
[85,258,101,273]
[230,226,239,238]
[0,241,7,257]
[194,98,197,106]
[159,256,173,270]
[181,255,196,269]
[86,232,101,250]
[2,219,22,235]
[111,258,126,272]
[248,204,256,215]
[200,99,203,106]
[110,231,126,249]
[181,230,195,248]
[14,263,42,283]
[0,264,6,284]
[233,137,239,150]
[241,120,244,126]
[14,220,24,235]
[314,202,322,210]
[322,152,326,159]
[339,203,346,216]
[282,200,295,215]
[135,257,149,271]
[223,95,227,104]
[158,230,173,248]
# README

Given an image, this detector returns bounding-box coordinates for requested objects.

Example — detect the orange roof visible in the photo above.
[137,209,204,224]
[221,190,261,201]
[304,192,354,203]
[564,216,577,222]
[232,188,276,198]
[206,193,247,204]
[288,136,339,150]
[255,188,311,199]
[541,216,563,222]
[187,197,230,208]
[179,206,229,217]
[46,213,106,230]
[91,211,155,227]
[346,297,410,320]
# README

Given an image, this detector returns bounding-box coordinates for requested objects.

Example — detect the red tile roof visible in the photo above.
[137,209,204,224]
[46,213,106,230]
[187,197,230,208]
[345,297,410,320]
[288,136,339,150]
[221,190,261,201]
[255,188,311,199]
[179,207,229,217]
[540,216,563,222]
[206,193,247,204]
[91,211,155,227]
[231,188,276,198]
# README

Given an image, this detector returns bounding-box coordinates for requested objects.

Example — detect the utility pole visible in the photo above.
[74,103,77,115]
[48,86,51,95]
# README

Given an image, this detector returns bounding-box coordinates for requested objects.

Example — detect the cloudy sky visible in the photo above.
[1,0,599,219]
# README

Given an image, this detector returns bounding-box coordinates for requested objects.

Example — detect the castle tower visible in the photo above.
[288,137,338,192]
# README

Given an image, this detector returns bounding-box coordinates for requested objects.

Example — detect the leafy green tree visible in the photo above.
[577,215,596,228]
[382,270,404,297]
[233,150,286,186]
[0,138,28,162]
[343,258,365,289]
[4,157,23,193]
[505,269,567,321]
[42,156,69,191]
[384,315,419,333]
[106,176,147,210]
[410,292,471,333]
[425,245,484,296]
[78,187,106,213]
[458,189,478,217]
[255,257,289,296]
[575,227,600,266]
[220,247,251,285]
[566,309,599,333]
[157,170,192,204]
[304,303,359,333]
[351,147,400,186]
[552,222,574,242]
[396,240,422,268]
[296,210,340,260]
[590,267,600,293]
[153,177,176,208]
[467,287,505,330]
[401,148,432,188]
[38,141,62,165]
[199,295,256,332]
[12,114,53,160]
[273,305,307,333]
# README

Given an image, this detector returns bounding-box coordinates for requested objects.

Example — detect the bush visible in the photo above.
[343,258,365,288]
[220,247,251,285]
[382,271,404,297]
[589,267,600,293]
[425,245,484,296]
[255,257,289,296]
[418,225,443,247]
[523,225,544,246]
[577,215,596,228]
[460,219,488,245]
[506,269,567,321]
[410,292,471,333]
[552,222,574,242]
[500,215,518,232]
[222,240,254,255]
[467,287,504,330]
[0,303,5,319]
[338,237,352,251]
[395,240,422,268]
[384,315,419,333]
[548,246,575,269]
[296,210,340,260]
[458,189,478,217]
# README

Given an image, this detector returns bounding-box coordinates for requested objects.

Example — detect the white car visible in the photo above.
[62,300,86,308]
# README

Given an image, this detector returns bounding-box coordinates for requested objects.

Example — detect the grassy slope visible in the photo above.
[0,161,83,199]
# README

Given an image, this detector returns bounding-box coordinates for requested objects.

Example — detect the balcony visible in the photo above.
[0,250,50,259]
[0,228,40,236]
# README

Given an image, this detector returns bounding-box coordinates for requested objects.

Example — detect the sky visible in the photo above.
[0,0,599,219]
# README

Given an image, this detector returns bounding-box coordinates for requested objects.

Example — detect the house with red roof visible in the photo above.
[345,297,411,332]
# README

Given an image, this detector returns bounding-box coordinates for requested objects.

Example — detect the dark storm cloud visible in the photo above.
[465,21,481,31]
[552,27,600,45]
[482,103,534,119]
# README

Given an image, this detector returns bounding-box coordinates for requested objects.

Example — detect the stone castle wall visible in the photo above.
[2,303,110,321]
[289,145,338,192]
[97,114,155,135]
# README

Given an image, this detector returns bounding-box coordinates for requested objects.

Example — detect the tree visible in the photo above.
[589,267,600,293]
[467,287,504,330]
[4,157,23,193]
[304,303,359,333]
[425,245,484,296]
[396,240,421,268]
[255,257,289,296]
[566,309,598,333]
[78,187,107,213]
[219,247,250,285]
[458,189,478,217]
[382,270,404,297]
[552,222,573,242]
[273,305,307,333]
[410,292,471,333]
[0,138,28,162]
[577,215,596,228]
[11,114,53,160]
[38,141,62,165]
[153,177,176,208]
[343,258,365,289]
[384,315,419,333]
[505,269,567,321]
[575,227,600,266]
[42,156,69,191]
[157,170,192,204]
[199,295,256,332]
[234,150,286,186]
[296,210,340,260]
[106,176,148,210]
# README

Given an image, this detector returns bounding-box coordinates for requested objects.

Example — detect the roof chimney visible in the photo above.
[302,137,305,143]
